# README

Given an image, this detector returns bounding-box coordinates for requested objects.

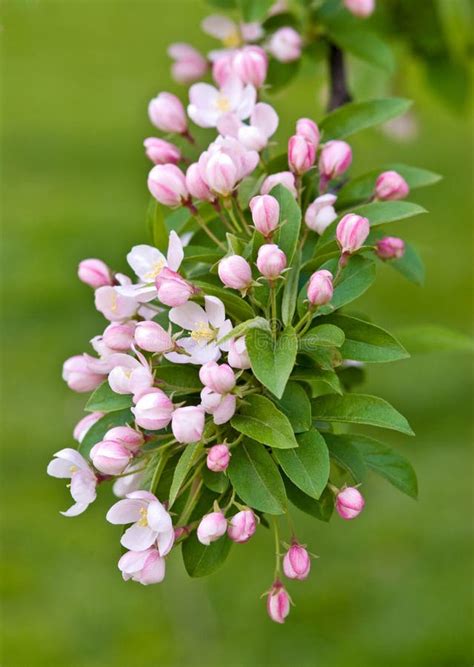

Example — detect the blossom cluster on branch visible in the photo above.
[49,0,437,623]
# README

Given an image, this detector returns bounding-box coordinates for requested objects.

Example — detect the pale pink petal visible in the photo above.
[106,498,144,524]
[251,103,279,137]
[213,393,236,425]
[189,83,219,110]
[238,126,267,151]
[235,85,257,120]
[205,295,225,327]
[127,245,167,282]
[201,15,237,40]
[118,549,151,574]
[70,471,97,505]
[169,301,207,330]
[166,231,184,272]
[188,106,219,128]
[147,500,173,533]
[163,336,195,364]
[216,112,242,138]
[156,529,175,558]
[222,76,244,107]
[140,552,166,584]
[115,283,157,302]
[121,523,157,551]
[47,458,74,479]
[127,490,158,502]
[217,319,233,351]
[61,502,89,517]
[188,341,221,365]
[52,448,90,471]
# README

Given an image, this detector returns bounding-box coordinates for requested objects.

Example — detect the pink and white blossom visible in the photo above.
[155,268,197,307]
[118,547,166,585]
[199,361,236,394]
[288,134,316,174]
[307,269,334,306]
[319,140,352,189]
[94,285,138,322]
[344,0,375,18]
[267,581,291,623]
[336,213,370,254]
[233,46,268,88]
[260,171,297,198]
[144,137,181,165]
[283,543,311,580]
[113,462,145,498]
[296,117,320,149]
[78,259,112,288]
[186,163,215,202]
[206,444,231,473]
[218,255,252,291]
[107,490,175,554]
[62,355,106,393]
[90,440,132,476]
[102,321,136,351]
[132,388,174,431]
[197,511,227,545]
[227,509,256,543]
[188,77,256,129]
[227,336,251,369]
[108,353,153,398]
[268,27,302,63]
[47,449,97,517]
[167,43,208,84]
[171,405,205,443]
[375,170,409,201]
[249,194,280,237]
[148,164,188,208]
[256,244,287,280]
[73,411,104,443]
[335,487,365,519]
[134,321,174,353]
[305,194,338,234]
[200,387,236,425]
[148,92,187,134]
[218,103,279,152]
[376,236,405,260]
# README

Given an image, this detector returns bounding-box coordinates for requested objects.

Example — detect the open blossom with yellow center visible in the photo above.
[222,29,241,49]
[215,95,231,113]
[191,321,216,344]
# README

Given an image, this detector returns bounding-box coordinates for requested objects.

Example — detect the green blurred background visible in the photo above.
[1,1,473,665]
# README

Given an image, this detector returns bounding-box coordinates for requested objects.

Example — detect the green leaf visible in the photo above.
[284,479,334,522]
[299,324,345,351]
[154,365,201,395]
[202,466,229,494]
[326,15,395,72]
[231,394,298,449]
[169,443,201,508]
[394,325,474,354]
[228,441,287,514]
[337,163,442,208]
[389,242,425,286]
[291,368,342,398]
[239,0,273,21]
[183,245,222,265]
[275,382,312,433]
[192,281,254,322]
[281,249,301,326]
[85,382,133,413]
[323,433,367,483]
[322,314,409,363]
[246,326,298,399]
[312,393,414,436]
[272,184,302,265]
[266,58,300,91]
[348,434,418,498]
[320,98,411,141]
[78,409,133,457]
[182,533,232,578]
[301,347,342,371]
[217,316,271,346]
[274,429,329,499]
[146,197,168,251]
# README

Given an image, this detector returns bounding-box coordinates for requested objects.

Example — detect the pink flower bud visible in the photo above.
[105,425,144,452]
[218,255,252,291]
[344,0,375,18]
[204,152,238,197]
[118,547,166,585]
[200,388,236,425]
[94,286,137,322]
[134,321,174,353]
[283,543,311,580]
[171,406,205,443]
[256,244,287,279]
[336,486,365,519]
[288,134,316,174]
[307,269,334,306]
[305,194,338,234]
[269,27,302,63]
[267,581,290,624]
[249,194,280,237]
[78,259,112,288]
[62,355,104,393]
[73,411,104,443]
[212,53,235,87]
[102,322,136,351]
[143,137,181,165]
[168,43,208,84]
[147,164,188,208]
[228,336,251,370]
[186,163,214,202]
[199,362,236,394]
[296,117,320,149]
[233,46,268,88]
[375,170,409,201]
[131,388,174,431]
[376,236,405,260]
[227,509,256,543]
[319,140,352,185]
[206,444,231,473]
[197,511,227,545]
[90,440,132,475]
[148,92,187,134]
[336,213,370,254]
[155,268,196,307]
[260,171,297,198]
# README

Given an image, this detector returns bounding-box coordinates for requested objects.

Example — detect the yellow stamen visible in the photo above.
[222,30,241,48]
[144,258,166,281]
[137,507,148,527]
[191,321,215,344]
[69,465,78,474]
[215,95,231,113]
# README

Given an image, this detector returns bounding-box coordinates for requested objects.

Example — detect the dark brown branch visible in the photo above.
[327,43,352,112]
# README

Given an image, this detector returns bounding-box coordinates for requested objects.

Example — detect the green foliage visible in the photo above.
[272,184,302,265]
[300,324,346,350]
[284,479,334,522]
[320,98,412,140]
[231,394,298,449]
[169,443,202,508]
[147,198,168,251]
[276,382,312,433]
[154,365,202,395]
[192,281,254,322]
[323,432,368,484]
[78,409,134,457]
[274,429,330,499]
[238,0,273,21]
[246,326,298,399]
[389,242,425,286]
[182,533,233,578]
[85,382,133,412]
[281,249,301,326]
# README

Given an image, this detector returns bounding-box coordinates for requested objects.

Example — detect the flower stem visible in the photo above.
[270,282,278,340]
[272,517,281,579]
[187,203,226,250]
[178,478,203,525]
[149,449,172,494]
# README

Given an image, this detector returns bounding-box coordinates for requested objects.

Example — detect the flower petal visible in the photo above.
[169,301,207,330]
[201,14,236,40]
[147,500,173,533]
[121,523,157,551]
[70,471,97,505]
[61,502,89,517]
[205,295,226,328]
[106,498,143,525]
[166,231,184,272]
[127,245,166,282]
[251,103,279,138]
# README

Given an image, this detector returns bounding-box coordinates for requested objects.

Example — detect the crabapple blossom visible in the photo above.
[148,92,187,134]
[108,354,153,397]
[188,77,256,129]
[283,543,311,580]
[267,581,291,623]
[202,14,242,47]
[256,244,287,279]
[73,411,104,443]
[200,388,236,425]
[304,194,338,234]
[197,511,227,545]
[147,164,188,208]
[134,321,174,353]
[376,236,405,260]
[94,285,138,322]
[171,406,205,443]
[227,336,251,369]
[218,255,252,291]
[375,170,410,201]
[199,361,236,394]
[206,444,231,473]
[212,53,235,87]
[167,43,208,84]
[155,268,197,307]
[260,171,297,197]
[269,27,302,63]
[102,321,136,351]
[165,296,233,365]
[336,214,370,254]
[307,270,334,306]
[143,137,181,165]
[233,46,268,88]
[62,355,105,393]
[249,194,280,237]
[288,134,316,174]
[78,259,112,288]
[218,103,279,152]
[131,388,174,431]
[186,163,214,202]
[107,491,175,554]
[319,140,352,188]
[296,117,320,149]
[47,449,97,516]
[336,487,365,519]
[204,152,238,196]
[113,462,145,498]
[118,547,166,585]
[344,0,375,18]
[104,426,144,453]
[227,509,256,543]
[90,440,132,476]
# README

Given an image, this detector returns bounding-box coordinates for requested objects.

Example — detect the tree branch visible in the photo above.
[327,43,352,112]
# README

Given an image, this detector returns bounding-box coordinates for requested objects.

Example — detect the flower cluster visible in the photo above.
[50,0,428,624]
